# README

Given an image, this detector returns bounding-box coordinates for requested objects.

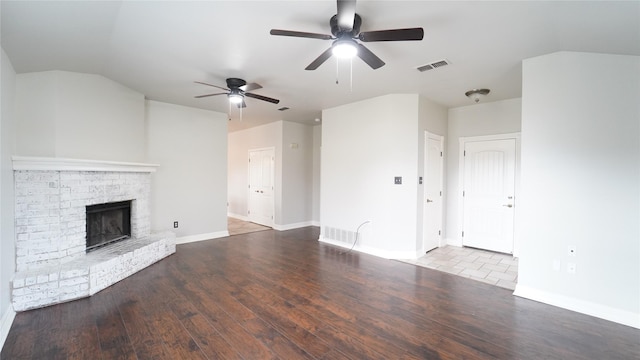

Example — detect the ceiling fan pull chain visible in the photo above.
[336,57,339,85]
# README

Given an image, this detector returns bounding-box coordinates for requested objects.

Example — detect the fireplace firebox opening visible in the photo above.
[86,200,132,252]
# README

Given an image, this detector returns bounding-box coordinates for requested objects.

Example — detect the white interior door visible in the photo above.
[423,133,443,253]
[462,138,516,253]
[248,148,274,227]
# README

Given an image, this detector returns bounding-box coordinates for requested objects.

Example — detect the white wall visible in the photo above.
[445,98,522,244]
[311,125,322,223]
[145,100,228,242]
[281,121,314,226]
[14,72,57,156]
[516,51,640,328]
[1,48,17,347]
[321,94,420,258]
[16,71,146,162]
[228,121,281,220]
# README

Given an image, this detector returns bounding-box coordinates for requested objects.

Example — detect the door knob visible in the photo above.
[502,204,513,208]
[426,199,433,203]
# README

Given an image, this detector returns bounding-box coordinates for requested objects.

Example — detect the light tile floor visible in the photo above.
[400,245,518,290]
[227,217,271,236]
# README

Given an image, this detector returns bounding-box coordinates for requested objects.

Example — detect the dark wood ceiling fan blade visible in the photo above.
[195,92,227,98]
[194,81,229,91]
[245,92,280,104]
[241,83,262,92]
[359,28,424,42]
[356,43,385,69]
[270,29,333,40]
[336,0,357,31]
[305,47,334,70]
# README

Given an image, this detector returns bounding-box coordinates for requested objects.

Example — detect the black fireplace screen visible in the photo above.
[86,200,131,252]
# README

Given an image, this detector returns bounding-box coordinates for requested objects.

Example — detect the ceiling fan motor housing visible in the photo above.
[226,78,247,89]
[330,13,362,37]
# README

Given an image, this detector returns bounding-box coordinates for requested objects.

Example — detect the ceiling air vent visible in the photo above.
[417,59,450,72]
[278,107,290,111]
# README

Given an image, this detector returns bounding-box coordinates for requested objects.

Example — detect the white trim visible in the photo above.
[514,285,640,329]
[457,133,521,252]
[247,147,276,227]
[175,231,229,244]
[318,236,416,260]
[0,307,16,350]
[12,156,159,172]
[227,215,319,231]
[423,131,444,252]
[273,221,317,231]
[227,213,249,221]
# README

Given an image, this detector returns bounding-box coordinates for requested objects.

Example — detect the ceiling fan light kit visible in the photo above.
[270,0,424,70]
[194,78,280,109]
[465,88,490,103]
[228,93,243,104]
[332,39,358,58]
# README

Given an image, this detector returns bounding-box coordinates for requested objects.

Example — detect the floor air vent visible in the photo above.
[324,226,356,244]
[417,59,450,72]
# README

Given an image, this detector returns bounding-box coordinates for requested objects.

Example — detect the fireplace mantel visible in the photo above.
[12,156,159,173]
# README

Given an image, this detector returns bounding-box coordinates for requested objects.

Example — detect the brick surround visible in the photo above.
[11,157,176,311]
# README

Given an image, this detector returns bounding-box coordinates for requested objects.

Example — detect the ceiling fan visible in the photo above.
[194,78,280,108]
[270,0,424,70]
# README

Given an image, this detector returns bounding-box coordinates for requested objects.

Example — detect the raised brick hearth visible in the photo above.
[11,157,175,311]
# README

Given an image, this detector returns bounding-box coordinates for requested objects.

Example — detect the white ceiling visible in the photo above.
[2,1,639,132]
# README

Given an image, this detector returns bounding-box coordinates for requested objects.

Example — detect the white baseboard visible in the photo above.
[0,306,16,351]
[175,231,230,245]
[273,221,318,231]
[227,213,249,221]
[514,284,640,329]
[445,237,462,247]
[318,236,416,259]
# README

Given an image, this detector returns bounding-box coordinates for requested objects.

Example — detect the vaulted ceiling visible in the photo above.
[2,1,639,131]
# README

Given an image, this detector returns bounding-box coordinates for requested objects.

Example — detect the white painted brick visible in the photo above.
[12,278,25,288]
[60,268,89,279]
[13,168,170,310]
[25,276,37,286]
[60,276,88,288]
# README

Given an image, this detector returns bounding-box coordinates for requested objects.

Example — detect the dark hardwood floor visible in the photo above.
[2,227,639,359]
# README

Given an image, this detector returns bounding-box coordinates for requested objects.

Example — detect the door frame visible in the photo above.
[458,133,521,256]
[247,147,275,227]
[422,131,444,254]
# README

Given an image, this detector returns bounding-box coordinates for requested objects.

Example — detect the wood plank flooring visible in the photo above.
[2,227,639,359]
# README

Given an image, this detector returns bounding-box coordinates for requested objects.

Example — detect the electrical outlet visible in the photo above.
[568,245,577,257]
[394,176,402,185]
[567,262,576,274]
[173,221,178,228]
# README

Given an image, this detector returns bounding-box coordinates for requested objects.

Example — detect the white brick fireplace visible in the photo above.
[11,156,176,311]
